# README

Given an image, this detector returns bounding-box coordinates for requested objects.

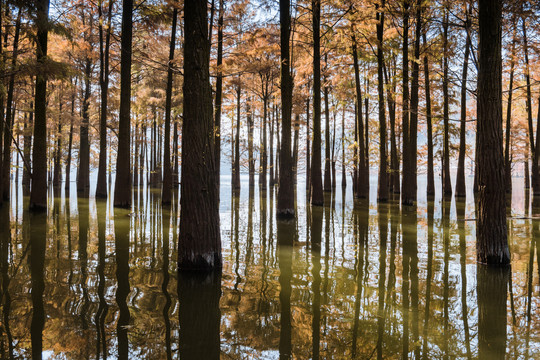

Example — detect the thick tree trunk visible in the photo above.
[114,0,133,208]
[96,0,113,198]
[442,5,452,197]
[30,0,50,211]
[455,11,471,199]
[376,1,388,202]
[310,0,323,206]
[162,7,178,205]
[476,0,510,265]
[277,0,295,217]
[422,33,435,198]
[178,0,221,270]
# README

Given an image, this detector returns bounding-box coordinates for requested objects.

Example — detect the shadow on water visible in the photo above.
[30,211,46,360]
[114,207,131,359]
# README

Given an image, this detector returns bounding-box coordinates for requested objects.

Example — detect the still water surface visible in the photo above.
[1,175,539,359]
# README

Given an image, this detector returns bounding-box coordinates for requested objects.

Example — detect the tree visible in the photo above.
[376,0,388,202]
[114,0,133,208]
[476,0,510,265]
[310,0,324,206]
[277,0,295,218]
[30,0,50,211]
[178,0,221,270]
[442,2,452,197]
[162,6,178,205]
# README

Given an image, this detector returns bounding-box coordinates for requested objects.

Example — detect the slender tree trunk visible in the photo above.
[401,0,411,204]
[522,16,538,195]
[442,4,452,197]
[384,61,399,194]
[376,0,388,202]
[2,8,21,201]
[214,0,224,189]
[133,122,139,187]
[96,0,113,198]
[162,7,178,205]
[173,119,179,185]
[277,0,295,217]
[323,70,331,192]
[23,105,32,196]
[293,115,299,185]
[114,0,134,208]
[310,0,323,206]
[505,17,516,194]
[270,101,275,186]
[53,95,62,189]
[422,33,435,198]
[178,0,221,270]
[455,10,471,198]
[341,107,346,189]
[78,58,91,196]
[233,84,241,192]
[476,0,509,265]
[30,0,50,211]
[306,91,311,192]
[351,34,366,198]
[247,100,255,188]
[65,86,74,193]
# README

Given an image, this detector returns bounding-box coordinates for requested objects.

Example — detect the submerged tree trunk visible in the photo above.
[455,10,471,199]
[423,33,435,198]
[376,0,388,202]
[178,0,221,270]
[96,0,113,198]
[30,0,50,211]
[476,0,510,265]
[114,0,134,208]
[162,7,178,205]
[277,0,295,217]
[352,34,366,199]
[442,4,452,197]
[310,0,323,206]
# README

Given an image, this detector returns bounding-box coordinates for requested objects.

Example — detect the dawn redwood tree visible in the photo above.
[423,32,435,198]
[96,0,114,198]
[476,0,510,265]
[277,0,295,217]
[310,0,324,206]
[401,0,410,205]
[178,0,221,270]
[114,0,133,208]
[30,0,50,211]
[442,2,452,197]
[162,6,178,205]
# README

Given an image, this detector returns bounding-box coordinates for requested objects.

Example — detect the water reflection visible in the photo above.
[1,178,540,358]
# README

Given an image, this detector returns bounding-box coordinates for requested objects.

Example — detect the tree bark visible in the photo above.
[232,84,241,192]
[323,70,331,192]
[401,0,411,204]
[504,17,516,194]
[30,0,50,211]
[423,33,435,198]
[178,0,221,270]
[78,56,92,196]
[310,0,324,206]
[247,100,255,187]
[114,0,133,208]
[352,34,366,198]
[277,0,295,217]
[476,0,510,265]
[162,7,178,205]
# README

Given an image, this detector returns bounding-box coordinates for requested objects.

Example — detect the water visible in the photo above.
[1,175,539,359]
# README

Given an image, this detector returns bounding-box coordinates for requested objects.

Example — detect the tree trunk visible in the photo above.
[162,7,178,205]
[214,0,224,189]
[341,108,346,189]
[114,0,133,208]
[78,57,91,197]
[442,4,452,197]
[247,100,255,187]
[376,0,388,202]
[178,0,221,270]
[260,93,268,190]
[504,17,516,194]
[323,73,331,192]
[293,114,299,185]
[384,60,399,194]
[422,33,434,198]
[23,102,33,196]
[310,0,323,206]
[233,84,241,192]
[476,0,509,265]
[270,101,275,186]
[455,9,471,198]
[276,0,295,217]
[65,85,75,193]
[351,34,366,198]
[401,0,411,204]
[96,0,113,198]
[53,95,62,189]
[30,0,50,211]
[305,91,311,192]
[2,8,21,201]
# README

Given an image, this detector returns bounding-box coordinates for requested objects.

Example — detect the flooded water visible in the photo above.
[1,175,539,359]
